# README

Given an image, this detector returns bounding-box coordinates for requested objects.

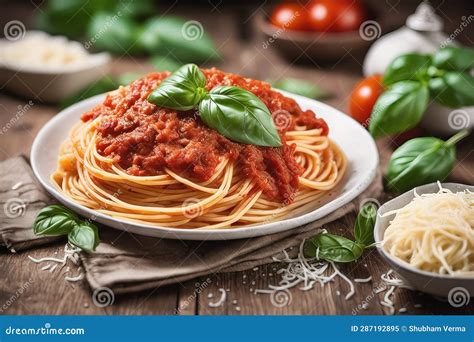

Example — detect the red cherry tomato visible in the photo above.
[270,3,309,31]
[307,0,336,32]
[307,0,366,32]
[349,75,384,127]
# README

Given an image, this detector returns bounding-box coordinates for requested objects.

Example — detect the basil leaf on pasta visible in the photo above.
[147,64,208,111]
[199,86,282,147]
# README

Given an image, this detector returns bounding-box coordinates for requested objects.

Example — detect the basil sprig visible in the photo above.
[369,81,429,138]
[147,64,207,111]
[370,46,474,138]
[303,202,377,263]
[385,129,469,193]
[34,205,100,252]
[147,64,282,147]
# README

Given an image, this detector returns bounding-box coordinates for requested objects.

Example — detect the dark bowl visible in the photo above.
[256,6,389,63]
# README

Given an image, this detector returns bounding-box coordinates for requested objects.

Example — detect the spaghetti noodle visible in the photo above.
[52,69,347,229]
[383,184,474,275]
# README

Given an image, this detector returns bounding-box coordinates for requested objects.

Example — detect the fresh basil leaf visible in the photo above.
[272,78,329,99]
[147,64,207,111]
[68,222,100,252]
[199,86,282,147]
[34,205,79,236]
[385,137,455,193]
[139,17,219,63]
[354,202,377,247]
[115,0,155,18]
[86,12,143,55]
[369,81,429,138]
[432,47,474,71]
[60,76,118,109]
[150,55,181,72]
[36,1,90,39]
[428,72,474,108]
[383,54,432,85]
[304,234,364,263]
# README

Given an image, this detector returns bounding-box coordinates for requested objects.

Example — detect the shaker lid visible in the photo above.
[406,1,443,32]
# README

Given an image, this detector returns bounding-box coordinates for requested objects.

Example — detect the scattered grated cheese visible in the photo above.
[29,244,84,283]
[65,272,84,282]
[354,276,372,283]
[11,182,23,190]
[255,239,356,303]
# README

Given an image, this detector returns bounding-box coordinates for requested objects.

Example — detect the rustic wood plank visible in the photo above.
[0,242,178,315]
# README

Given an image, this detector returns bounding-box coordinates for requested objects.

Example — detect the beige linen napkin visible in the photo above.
[81,173,382,294]
[0,157,57,251]
[0,156,382,294]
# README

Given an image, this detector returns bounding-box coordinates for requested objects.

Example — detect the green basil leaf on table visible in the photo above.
[303,234,364,263]
[272,78,329,99]
[369,81,429,138]
[383,54,432,85]
[354,202,377,247]
[428,72,474,108]
[59,76,118,109]
[150,56,181,72]
[385,130,469,193]
[199,86,282,147]
[86,12,143,54]
[34,205,79,236]
[68,222,100,252]
[432,47,474,71]
[147,64,208,111]
[139,17,219,63]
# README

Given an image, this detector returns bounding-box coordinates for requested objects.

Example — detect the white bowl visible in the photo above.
[0,32,110,103]
[31,91,379,240]
[374,182,474,298]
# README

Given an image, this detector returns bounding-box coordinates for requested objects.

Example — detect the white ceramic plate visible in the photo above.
[31,92,379,240]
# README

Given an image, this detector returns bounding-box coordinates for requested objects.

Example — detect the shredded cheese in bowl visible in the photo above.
[0,31,107,72]
[383,184,474,276]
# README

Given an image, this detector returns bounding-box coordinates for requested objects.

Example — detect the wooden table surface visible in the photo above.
[1,1,473,315]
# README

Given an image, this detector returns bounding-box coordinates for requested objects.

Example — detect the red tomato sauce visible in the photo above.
[81,68,329,202]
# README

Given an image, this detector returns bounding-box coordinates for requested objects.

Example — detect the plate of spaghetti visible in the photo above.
[31,67,378,240]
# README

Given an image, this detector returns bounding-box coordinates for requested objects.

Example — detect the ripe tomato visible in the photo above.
[307,0,366,32]
[349,75,384,127]
[270,3,309,31]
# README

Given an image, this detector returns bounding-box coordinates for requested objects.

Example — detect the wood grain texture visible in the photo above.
[1,0,473,316]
